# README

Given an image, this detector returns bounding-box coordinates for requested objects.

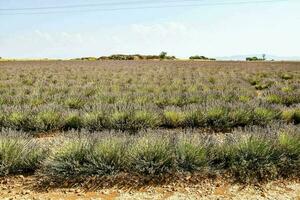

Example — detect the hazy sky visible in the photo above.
[0,0,299,58]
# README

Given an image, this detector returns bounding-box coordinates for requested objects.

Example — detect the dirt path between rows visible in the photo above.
[0,176,299,200]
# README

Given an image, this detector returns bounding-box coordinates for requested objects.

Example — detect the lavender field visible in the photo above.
[0,60,299,183]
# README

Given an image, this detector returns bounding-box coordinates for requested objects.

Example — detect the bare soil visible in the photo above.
[0,176,299,200]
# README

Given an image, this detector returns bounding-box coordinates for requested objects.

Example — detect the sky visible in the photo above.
[0,0,300,59]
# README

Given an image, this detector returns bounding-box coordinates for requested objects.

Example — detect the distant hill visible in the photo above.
[217,54,300,61]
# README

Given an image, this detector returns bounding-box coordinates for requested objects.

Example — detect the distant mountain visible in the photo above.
[217,54,300,61]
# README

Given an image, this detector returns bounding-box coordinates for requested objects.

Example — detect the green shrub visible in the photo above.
[18,140,46,174]
[0,138,24,175]
[42,140,90,178]
[294,110,300,124]
[277,133,300,177]
[65,97,85,109]
[35,110,62,131]
[206,107,229,129]
[42,138,127,178]
[281,109,295,123]
[109,111,131,131]
[255,83,270,90]
[281,86,293,93]
[0,114,4,128]
[280,74,293,80]
[189,55,215,60]
[99,95,116,104]
[87,138,126,175]
[64,113,83,130]
[266,94,282,104]
[208,77,216,84]
[132,111,161,130]
[163,110,186,128]
[249,78,260,86]
[7,112,24,128]
[0,137,45,176]
[246,57,263,61]
[159,51,167,59]
[29,98,45,106]
[128,135,174,175]
[229,108,253,127]
[239,95,251,103]
[84,88,96,97]
[154,97,168,108]
[134,96,149,105]
[168,96,185,106]
[207,142,235,169]
[176,136,206,171]
[183,110,205,128]
[283,95,300,106]
[229,137,278,183]
[2,129,299,182]
[5,112,33,131]
[253,108,278,125]
[83,112,109,131]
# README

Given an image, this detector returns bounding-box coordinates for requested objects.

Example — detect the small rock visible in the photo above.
[69,189,76,193]
[129,190,134,195]
[21,190,31,195]
[101,190,109,195]
[75,189,81,193]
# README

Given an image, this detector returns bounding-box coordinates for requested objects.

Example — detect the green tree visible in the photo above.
[159,52,167,59]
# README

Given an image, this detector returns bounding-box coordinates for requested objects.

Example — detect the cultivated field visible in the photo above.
[0,60,300,198]
[1,60,299,132]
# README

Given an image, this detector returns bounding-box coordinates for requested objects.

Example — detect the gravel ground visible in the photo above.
[0,176,299,200]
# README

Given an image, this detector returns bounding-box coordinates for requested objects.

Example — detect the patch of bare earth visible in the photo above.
[0,176,299,200]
